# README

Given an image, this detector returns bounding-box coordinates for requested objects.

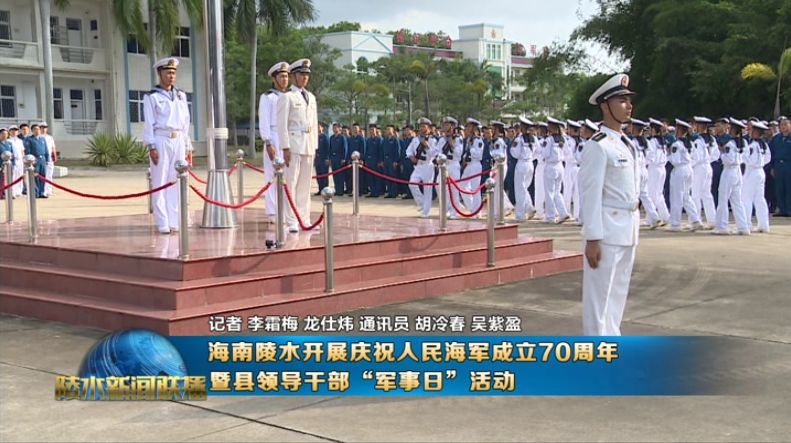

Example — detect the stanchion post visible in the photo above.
[2,151,12,223]
[23,155,37,241]
[273,157,286,248]
[485,178,496,267]
[235,149,244,206]
[175,160,190,259]
[146,167,153,214]
[351,151,360,216]
[322,186,335,292]
[437,154,448,232]
[494,153,506,225]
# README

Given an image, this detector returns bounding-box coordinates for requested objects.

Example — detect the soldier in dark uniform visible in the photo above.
[771,116,791,217]
[329,123,348,196]
[400,125,415,199]
[364,123,383,197]
[23,123,49,198]
[315,122,330,195]
[382,125,401,198]
[348,123,366,196]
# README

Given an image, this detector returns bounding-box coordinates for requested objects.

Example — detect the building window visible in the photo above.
[50,16,63,44]
[171,27,190,58]
[90,20,97,31]
[129,90,146,123]
[0,10,11,41]
[53,88,63,119]
[94,89,102,120]
[127,24,147,54]
[0,85,15,118]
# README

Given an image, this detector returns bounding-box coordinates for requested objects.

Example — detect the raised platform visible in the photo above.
[0,210,582,335]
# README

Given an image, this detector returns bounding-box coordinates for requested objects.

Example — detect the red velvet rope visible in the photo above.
[456,168,493,182]
[0,176,24,194]
[36,174,176,200]
[283,183,324,230]
[448,176,488,195]
[188,169,207,184]
[361,165,438,186]
[314,163,352,179]
[190,180,272,209]
[242,161,264,174]
[447,181,487,218]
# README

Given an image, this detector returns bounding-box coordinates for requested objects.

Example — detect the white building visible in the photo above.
[0,0,209,158]
[320,31,393,69]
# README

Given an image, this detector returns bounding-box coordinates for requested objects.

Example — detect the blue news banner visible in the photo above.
[168,336,725,396]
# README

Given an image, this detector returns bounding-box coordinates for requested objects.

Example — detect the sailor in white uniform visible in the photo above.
[579,73,641,336]
[258,61,290,222]
[142,57,191,234]
[436,116,464,219]
[406,117,439,218]
[511,117,537,221]
[459,118,485,213]
[742,121,772,233]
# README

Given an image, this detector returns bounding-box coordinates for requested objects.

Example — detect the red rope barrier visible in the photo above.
[448,176,487,195]
[283,183,324,230]
[188,169,207,184]
[35,174,176,200]
[243,162,264,174]
[313,163,352,179]
[361,165,437,186]
[447,181,487,218]
[456,168,492,183]
[0,176,24,194]
[190,180,272,209]
[228,164,237,176]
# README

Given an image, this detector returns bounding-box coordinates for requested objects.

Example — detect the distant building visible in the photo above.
[321,31,393,69]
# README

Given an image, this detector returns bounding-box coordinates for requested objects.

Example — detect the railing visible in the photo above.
[53,44,95,64]
[0,39,39,63]
[0,117,42,128]
[59,120,105,135]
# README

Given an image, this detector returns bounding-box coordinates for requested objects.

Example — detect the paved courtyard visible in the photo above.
[1,165,789,442]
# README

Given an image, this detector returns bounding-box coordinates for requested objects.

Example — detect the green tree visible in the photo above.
[518,42,585,117]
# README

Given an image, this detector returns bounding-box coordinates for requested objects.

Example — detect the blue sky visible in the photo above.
[309,0,626,72]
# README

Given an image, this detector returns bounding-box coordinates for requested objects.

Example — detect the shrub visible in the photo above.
[113,133,148,164]
[85,133,114,167]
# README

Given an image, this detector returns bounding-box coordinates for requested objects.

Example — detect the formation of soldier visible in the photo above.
[312,113,789,235]
[0,122,58,200]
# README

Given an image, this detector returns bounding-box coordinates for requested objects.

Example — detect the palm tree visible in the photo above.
[226,0,316,157]
[408,53,439,118]
[741,45,791,118]
[112,0,203,84]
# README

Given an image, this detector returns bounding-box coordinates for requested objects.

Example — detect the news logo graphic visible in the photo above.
[55,329,206,401]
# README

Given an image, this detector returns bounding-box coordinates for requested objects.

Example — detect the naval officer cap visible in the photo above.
[8,124,18,130]
[268,61,290,77]
[648,117,663,127]
[752,121,769,131]
[546,117,566,127]
[417,117,432,126]
[538,121,549,128]
[153,57,179,72]
[674,118,691,129]
[584,119,599,131]
[289,58,311,73]
[466,117,481,127]
[518,116,534,126]
[630,118,648,127]
[589,73,636,105]
[490,120,505,128]
[729,117,747,128]
[567,119,582,129]
[443,116,458,126]
[693,116,712,124]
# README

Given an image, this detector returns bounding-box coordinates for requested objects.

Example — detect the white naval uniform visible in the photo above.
[542,135,569,221]
[43,134,56,196]
[715,138,750,233]
[258,88,284,217]
[562,135,581,219]
[742,139,771,232]
[646,136,670,222]
[460,136,485,212]
[406,135,438,217]
[691,134,718,225]
[629,136,659,225]
[668,138,701,228]
[579,126,640,336]
[436,135,463,218]
[534,137,546,218]
[510,134,536,220]
[277,85,318,230]
[9,137,24,197]
[142,86,191,232]
[489,137,513,218]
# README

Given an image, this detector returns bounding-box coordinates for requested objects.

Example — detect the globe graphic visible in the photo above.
[78,329,187,378]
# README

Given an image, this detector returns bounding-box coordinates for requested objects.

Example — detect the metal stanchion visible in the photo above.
[2,151,12,223]
[146,167,153,214]
[437,154,448,232]
[494,153,506,225]
[351,151,360,216]
[322,186,335,292]
[23,155,37,242]
[273,157,285,248]
[485,178,496,267]
[175,160,190,259]
[235,149,244,206]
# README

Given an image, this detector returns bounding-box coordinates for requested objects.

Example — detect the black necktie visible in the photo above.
[301,90,309,105]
